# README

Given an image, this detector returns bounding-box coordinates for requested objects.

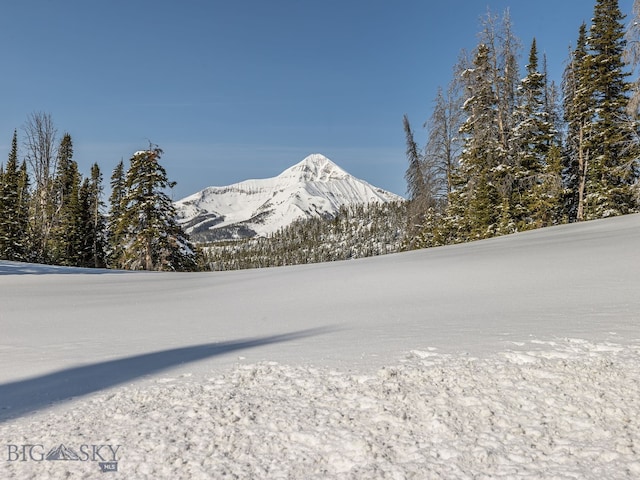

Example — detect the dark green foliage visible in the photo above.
[49,133,83,265]
[0,131,30,260]
[112,146,197,271]
[510,39,561,230]
[78,164,107,268]
[447,43,503,241]
[561,2,639,221]
[107,159,126,268]
[583,0,638,218]
[562,23,591,221]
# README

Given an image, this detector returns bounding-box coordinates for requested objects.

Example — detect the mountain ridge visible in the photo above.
[175,154,403,242]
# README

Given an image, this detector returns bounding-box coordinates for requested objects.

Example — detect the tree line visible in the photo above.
[0,113,197,271]
[201,202,406,271]
[404,0,640,249]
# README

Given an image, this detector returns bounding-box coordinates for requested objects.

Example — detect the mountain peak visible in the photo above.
[278,154,349,183]
[176,153,402,242]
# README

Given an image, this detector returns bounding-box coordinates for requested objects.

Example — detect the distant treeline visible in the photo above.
[201,202,406,271]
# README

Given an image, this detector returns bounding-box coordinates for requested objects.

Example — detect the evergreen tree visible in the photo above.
[0,131,30,260]
[77,163,107,268]
[18,161,31,259]
[115,146,197,271]
[540,55,566,226]
[107,159,126,268]
[447,43,503,241]
[403,114,432,248]
[50,133,83,265]
[562,23,592,221]
[510,39,556,229]
[584,0,639,218]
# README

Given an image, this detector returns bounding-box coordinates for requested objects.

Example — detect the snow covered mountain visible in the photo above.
[175,154,403,242]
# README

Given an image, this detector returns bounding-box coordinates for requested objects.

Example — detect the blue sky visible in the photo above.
[0,1,634,199]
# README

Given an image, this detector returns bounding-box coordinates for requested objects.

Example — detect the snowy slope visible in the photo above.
[1,214,640,479]
[175,153,403,241]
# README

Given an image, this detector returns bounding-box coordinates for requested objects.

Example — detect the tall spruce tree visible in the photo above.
[115,146,197,271]
[584,0,638,218]
[403,114,430,248]
[510,39,556,230]
[540,54,566,226]
[448,43,503,241]
[107,159,126,268]
[562,23,592,221]
[50,133,83,265]
[77,163,106,268]
[0,131,30,260]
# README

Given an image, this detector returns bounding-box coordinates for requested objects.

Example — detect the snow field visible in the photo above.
[2,338,639,479]
[2,214,639,478]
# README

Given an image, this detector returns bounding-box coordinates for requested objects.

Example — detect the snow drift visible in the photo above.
[1,214,639,479]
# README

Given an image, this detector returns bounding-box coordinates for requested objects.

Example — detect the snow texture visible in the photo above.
[174,154,402,240]
[1,213,639,479]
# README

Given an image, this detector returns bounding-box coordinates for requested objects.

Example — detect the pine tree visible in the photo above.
[0,131,30,260]
[447,43,503,241]
[510,39,556,230]
[50,133,83,265]
[107,159,126,268]
[77,163,107,268]
[563,23,592,221]
[115,146,197,271]
[403,114,435,248]
[18,161,31,259]
[584,0,639,218]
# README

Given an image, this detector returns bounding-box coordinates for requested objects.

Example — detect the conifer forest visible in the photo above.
[1,0,639,271]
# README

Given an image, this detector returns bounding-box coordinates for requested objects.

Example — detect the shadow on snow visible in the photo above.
[0,328,330,422]
[0,261,128,275]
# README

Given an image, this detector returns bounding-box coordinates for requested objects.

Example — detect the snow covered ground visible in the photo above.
[1,214,639,478]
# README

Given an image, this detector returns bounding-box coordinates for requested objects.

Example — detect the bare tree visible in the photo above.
[479,8,521,154]
[21,112,59,261]
[424,52,467,199]
[403,114,442,249]
[625,0,640,116]
[23,112,58,192]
